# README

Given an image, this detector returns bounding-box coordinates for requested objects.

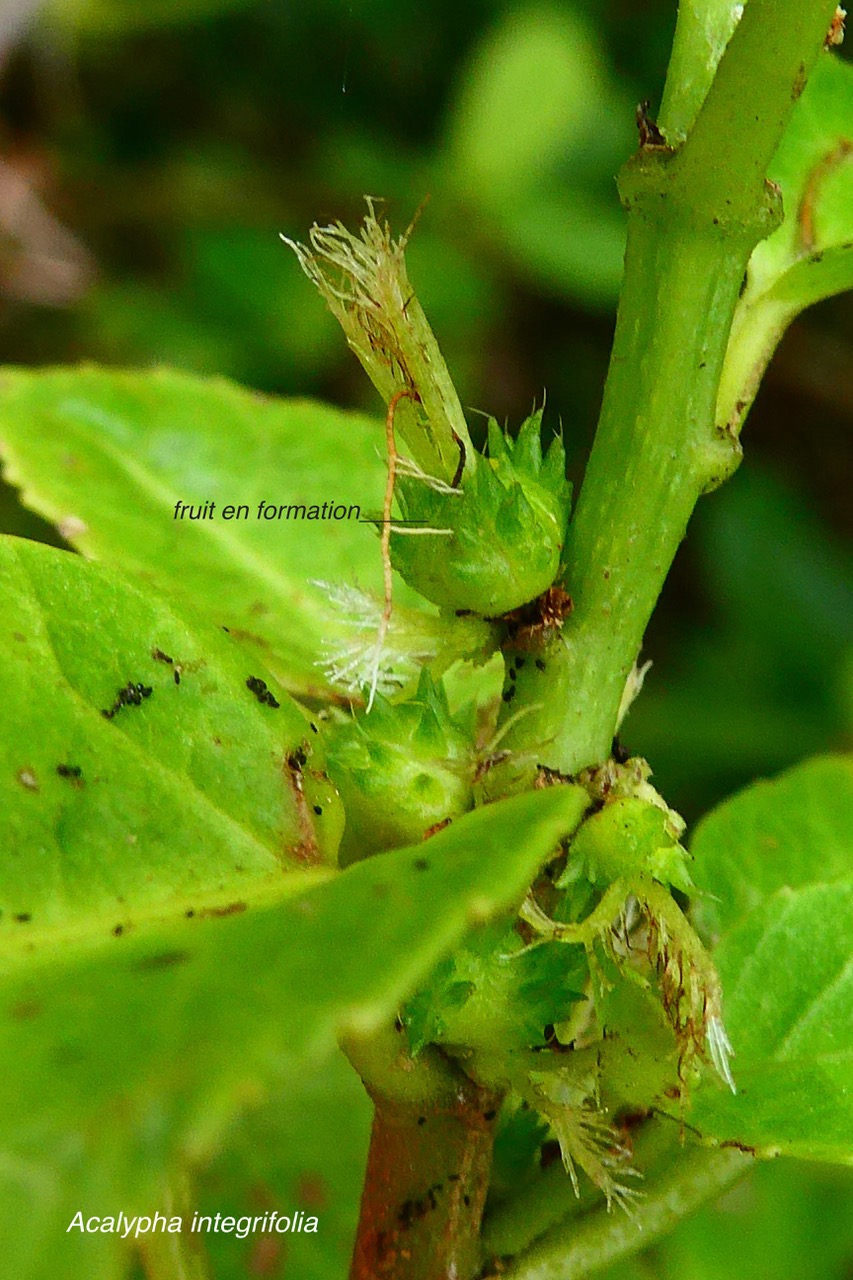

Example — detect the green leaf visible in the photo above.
[719,55,853,428]
[0,367,391,699]
[688,881,853,1163]
[690,755,853,940]
[0,533,341,950]
[1,782,588,1130]
[600,1158,853,1280]
[752,55,853,297]
[8,1051,371,1280]
[447,6,614,196]
[683,757,853,1163]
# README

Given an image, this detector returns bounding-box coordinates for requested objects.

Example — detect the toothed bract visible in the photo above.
[564,796,694,895]
[323,672,474,864]
[390,410,571,616]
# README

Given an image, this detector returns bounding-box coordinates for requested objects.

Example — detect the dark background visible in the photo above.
[0,0,851,822]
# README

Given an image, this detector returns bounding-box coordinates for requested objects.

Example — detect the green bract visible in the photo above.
[566,796,693,894]
[324,672,475,862]
[403,915,589,1057]
[391,412,571,615]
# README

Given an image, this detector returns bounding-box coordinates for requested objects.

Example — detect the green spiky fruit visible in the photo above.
[390,411,571,616]
[323,673,474,863]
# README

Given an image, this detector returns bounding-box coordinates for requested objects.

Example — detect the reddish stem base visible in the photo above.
[350,1081,500,1280]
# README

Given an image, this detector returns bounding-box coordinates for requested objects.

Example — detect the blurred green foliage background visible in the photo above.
[0,2,851,1274]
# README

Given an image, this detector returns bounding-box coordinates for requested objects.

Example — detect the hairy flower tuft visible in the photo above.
[315,581,494,706]
[283,199,472,483]
[526,1066,643,1213]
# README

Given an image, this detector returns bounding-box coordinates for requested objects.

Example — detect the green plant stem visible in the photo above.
[491,1146,750,1280]
[659,0,743,141]
[341,1021,470,1108]
[501,0,838,777]
[501,211,756,777]
[674,0,838,213]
